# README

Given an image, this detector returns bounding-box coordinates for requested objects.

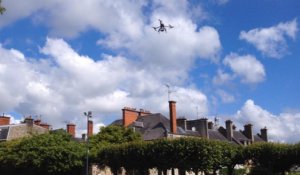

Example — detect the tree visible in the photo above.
[0,0,5,14]
[0,130,85,175]
[89,125,142,161]
[245,142,294,175]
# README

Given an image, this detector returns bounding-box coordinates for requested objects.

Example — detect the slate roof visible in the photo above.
[111,113,266,144]
[233,131,250,142]
[0,124,48,141]
[132,113,170,140]
[110,119,123,126]
[208,130,228,141]
[254,134,265,142]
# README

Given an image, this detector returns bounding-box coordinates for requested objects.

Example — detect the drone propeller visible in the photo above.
[168,24,174,28]
[152,27,158,31]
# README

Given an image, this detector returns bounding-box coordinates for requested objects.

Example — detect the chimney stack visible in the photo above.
[40,123,50,130]
[67,123,76,137]
[208,121,213,129]
[24,117,34,126]
[225,120,233,141]
[34,119,41,125]
[0,115,10,125]
[88,120,93,137]
[82,133,86,140]
[122,107,139,127]
[260,127,268,142]
[244,124,254,142]
[199,118,208,138]
[169,101,177,134]
[177,118,187,130]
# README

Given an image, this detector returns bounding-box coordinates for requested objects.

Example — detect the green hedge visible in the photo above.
[96,139,300,175]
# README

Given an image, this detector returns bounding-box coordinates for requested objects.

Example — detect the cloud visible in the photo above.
[216,89,235,103]
[213,69,234,85]
[0,0,146,38]
[233,99,300,143]
[0,38,208,133]
[240,19,298,58]
[211,0,229,5]
[223,53,265,84]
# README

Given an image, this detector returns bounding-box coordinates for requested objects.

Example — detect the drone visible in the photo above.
[153,19,174,33]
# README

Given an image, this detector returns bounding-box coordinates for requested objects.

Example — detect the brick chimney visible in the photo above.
[177,118,187,130]
[88,120,93,137]
[225,120,233,141]
[122,107,139,127]
[0,115,10,125]
[82,133,86,140]
[244,124,254,142]
[199,118,208,138]
[40,123,50,130]
[34,119,41,125]
[169,101,177,134]
[138,109,151,116]
[260,127,268,142]
[67,123,76,137]
[24,117,34,126]
[208,121,213,129]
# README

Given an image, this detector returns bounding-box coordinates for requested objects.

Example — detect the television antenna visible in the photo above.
[165,84,176,101]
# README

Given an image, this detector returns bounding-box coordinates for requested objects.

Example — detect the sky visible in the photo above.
[0,0,299,143]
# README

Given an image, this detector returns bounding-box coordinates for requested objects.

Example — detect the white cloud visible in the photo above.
[1,0,146,39]
[0,0,217,135]
[223,53,265,84]
[1,0,221,65]
[240,19,298,58]
[233,99,300,143]
[213,69,234,85]
[211,0,229,5]
[0,38,208,134]
[216,89,235,103]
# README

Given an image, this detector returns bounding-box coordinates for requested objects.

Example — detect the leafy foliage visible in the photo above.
[89,125,141,160]
[0,0,5,14]
[245,142,295,175]
[0,130,85,175]
[97,138,241,174]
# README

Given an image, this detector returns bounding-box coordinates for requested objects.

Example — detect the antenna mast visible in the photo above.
[165,84,171,101]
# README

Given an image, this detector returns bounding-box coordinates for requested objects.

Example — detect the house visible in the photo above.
[111,101,268,145]
[0,115,50,141]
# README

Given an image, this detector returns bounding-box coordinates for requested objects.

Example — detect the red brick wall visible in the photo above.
[0,116,10,125]
[169,101,177,134]
[67,123,76,137]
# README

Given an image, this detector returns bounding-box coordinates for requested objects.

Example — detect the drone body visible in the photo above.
[153,19,174,33]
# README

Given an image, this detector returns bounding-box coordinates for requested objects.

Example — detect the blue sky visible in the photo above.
[0,0,299,142]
